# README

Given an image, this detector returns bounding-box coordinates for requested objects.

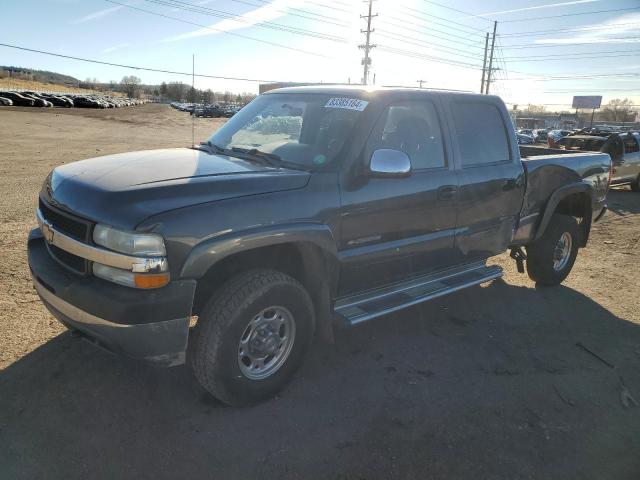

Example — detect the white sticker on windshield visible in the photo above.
[325,97,369,111]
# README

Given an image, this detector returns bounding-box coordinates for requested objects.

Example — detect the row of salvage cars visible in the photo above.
[0,90,148,108]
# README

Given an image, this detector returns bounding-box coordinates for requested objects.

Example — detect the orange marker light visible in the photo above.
[134,273,170,289]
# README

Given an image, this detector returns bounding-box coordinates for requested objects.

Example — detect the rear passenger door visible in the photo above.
[446,99,525,261]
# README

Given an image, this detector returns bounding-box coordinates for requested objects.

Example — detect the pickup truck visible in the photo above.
[28,86,611,405]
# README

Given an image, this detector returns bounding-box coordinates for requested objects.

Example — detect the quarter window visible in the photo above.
[372,101,446,170]
[452,102,511,166]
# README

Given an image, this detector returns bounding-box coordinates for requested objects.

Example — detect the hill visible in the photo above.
[0,66,80,86]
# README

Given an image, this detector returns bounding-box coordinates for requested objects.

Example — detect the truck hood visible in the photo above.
[41,148,310,229]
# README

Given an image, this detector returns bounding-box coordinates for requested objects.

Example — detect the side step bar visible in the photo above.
[334,262,503,326]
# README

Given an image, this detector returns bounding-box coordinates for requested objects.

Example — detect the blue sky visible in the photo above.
[2,0,639,109]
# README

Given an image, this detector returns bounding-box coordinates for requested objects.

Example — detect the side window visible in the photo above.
[372,101,446,170]
[623,135,639,154]
[452,102,511,166]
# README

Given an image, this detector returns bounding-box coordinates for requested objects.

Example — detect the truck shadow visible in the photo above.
[607,188,640,215]
[2,280,640,479]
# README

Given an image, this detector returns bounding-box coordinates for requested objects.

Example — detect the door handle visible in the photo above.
[437,185,458,200]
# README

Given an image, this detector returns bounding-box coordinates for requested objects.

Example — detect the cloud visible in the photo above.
[162,0,306,43]
[102,42,130,53]
[535,12,640,45]
[470,0,603,18]
[73,5,122,24]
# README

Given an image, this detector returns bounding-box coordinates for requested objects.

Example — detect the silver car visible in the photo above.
[603,132,640,191]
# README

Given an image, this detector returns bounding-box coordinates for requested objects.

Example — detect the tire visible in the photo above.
[190,269,315,406]
[526,214,579,286]
[631,175,640,192]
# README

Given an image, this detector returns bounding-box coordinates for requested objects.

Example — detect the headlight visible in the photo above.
[93,224,166,257]
[93,263,170,289]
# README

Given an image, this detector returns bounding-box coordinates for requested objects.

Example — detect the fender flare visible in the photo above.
[533,182,593,242]
[179,223,338,279]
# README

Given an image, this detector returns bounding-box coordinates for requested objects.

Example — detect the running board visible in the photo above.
[334,262,503,326]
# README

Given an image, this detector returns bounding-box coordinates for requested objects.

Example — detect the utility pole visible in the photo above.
[485,21,497,94]
[480,32,489,94]
[417,79,427,88]
[191,53,195,149]
[359,0,377,85]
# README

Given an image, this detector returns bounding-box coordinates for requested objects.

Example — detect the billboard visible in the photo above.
[572,96,602,109]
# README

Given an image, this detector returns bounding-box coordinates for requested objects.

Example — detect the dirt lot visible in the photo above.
[1,104,639,479]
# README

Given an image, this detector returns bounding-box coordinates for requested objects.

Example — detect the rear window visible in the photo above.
[452,102,511,166]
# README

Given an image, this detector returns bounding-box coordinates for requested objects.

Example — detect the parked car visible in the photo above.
[518,128,534,136]
[0,96,12,106]
[547,129,573,148]
[601,132,640,191]
[532,129,548,143]
[555,135,608,152]
[28,87,611,405]
[517,133,535,145]
[0,91,35,107]
[195,105,224,117]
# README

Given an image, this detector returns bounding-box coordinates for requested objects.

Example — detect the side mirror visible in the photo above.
[369,149,411,177]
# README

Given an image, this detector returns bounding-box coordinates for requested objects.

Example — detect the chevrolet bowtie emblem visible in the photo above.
[42,219,55,244]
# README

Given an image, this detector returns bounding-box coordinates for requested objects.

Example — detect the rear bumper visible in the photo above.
[28,229,196,366]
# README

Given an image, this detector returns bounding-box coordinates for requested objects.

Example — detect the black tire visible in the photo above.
[190,269,315,406]
[631,175,640,192]
[526,214,579,286]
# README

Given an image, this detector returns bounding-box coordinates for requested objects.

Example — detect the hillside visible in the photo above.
[0,66,80,86]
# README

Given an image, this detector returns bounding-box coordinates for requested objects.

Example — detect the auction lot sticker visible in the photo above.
[325,98,369,111]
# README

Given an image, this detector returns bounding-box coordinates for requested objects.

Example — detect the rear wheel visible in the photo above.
[526,214,579,286]
[190,269,315,406]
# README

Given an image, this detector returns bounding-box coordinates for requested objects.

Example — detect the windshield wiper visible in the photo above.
[199,141,227,155]
[230,147,285,167]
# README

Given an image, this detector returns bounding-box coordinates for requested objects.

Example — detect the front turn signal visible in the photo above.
[134,273,170,289]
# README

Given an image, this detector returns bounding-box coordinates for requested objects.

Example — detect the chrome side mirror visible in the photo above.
[369,149,411,177]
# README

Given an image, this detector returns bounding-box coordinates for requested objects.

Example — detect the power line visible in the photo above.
[105,0,338,57]
[500,6,640,23]
[504,73,640,81]
[499,22,640,37]
[0,43,284,82]
[375,30,483,61]
[394,4,489,36]
[380,18,485,50]
[226,0,353,22]
[500,37,640,49]
[503,48,640,59]
[377,45,482,70]
[418,0,494,23]
[502,52,640,61]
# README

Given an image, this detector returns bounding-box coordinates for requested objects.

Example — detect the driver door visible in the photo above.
[337,98,460,296]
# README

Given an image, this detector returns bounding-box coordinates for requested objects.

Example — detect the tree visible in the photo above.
[120,75,142,98]
[600,98,635,123]
[525,104,546,115]
[160,82,168,97]
[203,89,214,104]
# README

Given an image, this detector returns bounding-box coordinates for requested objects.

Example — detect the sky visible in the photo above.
[2,0,639,109]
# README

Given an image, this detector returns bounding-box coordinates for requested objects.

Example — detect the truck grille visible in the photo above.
[39,199,93,274]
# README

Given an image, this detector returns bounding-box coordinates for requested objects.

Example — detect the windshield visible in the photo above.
[208,93,368,169]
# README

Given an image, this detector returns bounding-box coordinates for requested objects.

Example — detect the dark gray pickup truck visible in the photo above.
[28,86,611,405]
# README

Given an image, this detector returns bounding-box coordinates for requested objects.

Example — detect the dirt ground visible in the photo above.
[1,104,639,479]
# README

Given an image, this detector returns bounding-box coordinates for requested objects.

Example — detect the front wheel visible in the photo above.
[190,269,315,406]
[526,214,579,286]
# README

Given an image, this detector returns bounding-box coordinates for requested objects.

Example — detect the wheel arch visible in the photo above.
[533,183,593,247]
[184,224,339,341]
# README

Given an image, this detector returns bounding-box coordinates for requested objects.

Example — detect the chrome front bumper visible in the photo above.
[28,230,196,367]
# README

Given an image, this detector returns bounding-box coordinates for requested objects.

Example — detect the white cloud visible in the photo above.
[466,0,603,18]
[73,5,122,24]
[103,42,130,53]
[535,12,640,45]
[162,0,306,43]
